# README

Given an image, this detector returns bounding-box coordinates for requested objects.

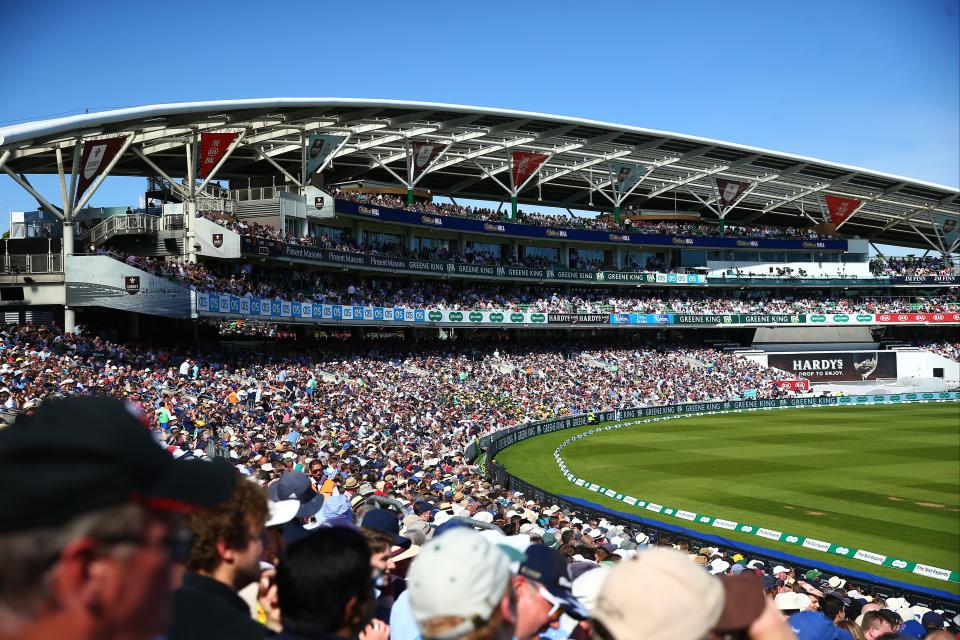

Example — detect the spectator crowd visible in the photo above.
[336,190,831,240]
[0,322,957,640]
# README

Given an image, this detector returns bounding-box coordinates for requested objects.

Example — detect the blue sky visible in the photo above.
[1,0,957,254]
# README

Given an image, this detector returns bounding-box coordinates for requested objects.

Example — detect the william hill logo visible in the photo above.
[483,223,506,232]
[672,237,693,245]
[421,215,442,226]
[736,240,759,247]
[545,229,568,238]
[609,234,630,242]
[802,242,826,249]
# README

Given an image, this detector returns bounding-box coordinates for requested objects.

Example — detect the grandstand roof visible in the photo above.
[1,98,957,250]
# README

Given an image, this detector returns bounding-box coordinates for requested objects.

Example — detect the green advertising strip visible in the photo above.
[553,399,960,585]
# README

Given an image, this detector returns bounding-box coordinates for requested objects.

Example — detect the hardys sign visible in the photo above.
[767,352,897,382]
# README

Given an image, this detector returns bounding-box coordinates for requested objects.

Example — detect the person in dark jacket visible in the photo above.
[169,473,270,640]
[273,527,390,640]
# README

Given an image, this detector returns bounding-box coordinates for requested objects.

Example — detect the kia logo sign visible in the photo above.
[897,315,908,321]
[879,314,891,321]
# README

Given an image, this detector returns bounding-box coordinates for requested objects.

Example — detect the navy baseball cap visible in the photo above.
[268,472,325,518]
[361,508,411,548]
[0,396,237,533]
[519,544,589,620]
[787,611,853,640]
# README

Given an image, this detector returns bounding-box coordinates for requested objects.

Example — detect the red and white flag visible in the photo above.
[199,132,239,179]
[512,151,549,187]
[715,178,750,207]
[824,195,861,225]
[74,137,126,204]
[411,142,446,179]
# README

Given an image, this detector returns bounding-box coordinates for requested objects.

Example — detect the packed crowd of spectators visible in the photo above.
[870,256,959,277]
[335,190,831,240]
[93,251,960,316]
[194,209,956,282]
[915,340,960,363]
[1,323,958,640]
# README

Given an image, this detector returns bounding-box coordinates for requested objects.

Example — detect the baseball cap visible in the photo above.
[519,544,589,620]
[921,611,945,629]
[762,575,784,590]
[593,548,724,640]
[268,472,325,518]
[361,509,411,549]
[788,611,854,640]
[407,527,511,639]
[713,572,768,634]
[773,565,791,574]
[0,396,236,533]
[265,499,300,528]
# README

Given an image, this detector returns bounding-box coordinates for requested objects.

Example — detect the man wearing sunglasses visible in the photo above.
[513,544,589,640]
[0,396,237,640]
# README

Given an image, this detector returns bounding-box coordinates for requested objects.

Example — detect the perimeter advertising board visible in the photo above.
[767,352,897,382]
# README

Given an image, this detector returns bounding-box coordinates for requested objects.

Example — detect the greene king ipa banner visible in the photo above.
[767,352,897,382]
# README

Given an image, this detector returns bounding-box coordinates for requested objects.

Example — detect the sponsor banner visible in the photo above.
[932,212,960,247]
[336,199,849,251]
[873,312,960,323]
[195,293,544,325]
[715,178,751,207]
[609,313,673,325]
[770,379,810,392]
[410,142,446,179]
[767,352,897,382]
[824,194,861,226]
[198,132,239,179]
[306,133,347,177]
[612,161,646,197]
[240,237,706,285]
[75,137,127,204]
[889,275,960,285]
[547,313,609,325]
[512,150,549,186]
[672,313,806,326]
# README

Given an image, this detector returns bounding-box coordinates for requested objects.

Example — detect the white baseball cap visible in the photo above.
[407,528,511,639]
[772,565,790,574]
[265,499,300,528]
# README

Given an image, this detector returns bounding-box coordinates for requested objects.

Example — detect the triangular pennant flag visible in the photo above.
[612,162,647,197]
[411,142,447,179]
[74,137,126,204]
[715,178,751,207]
[824,195,861,226]
[306,133,347,177]
[932,212,959,247]
[199,132,239,179]
[512,150,549,187]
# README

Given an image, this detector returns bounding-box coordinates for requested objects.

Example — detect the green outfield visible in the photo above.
[496,403,960,593]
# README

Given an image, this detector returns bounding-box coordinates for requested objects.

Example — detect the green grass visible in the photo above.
[496,403,960,594]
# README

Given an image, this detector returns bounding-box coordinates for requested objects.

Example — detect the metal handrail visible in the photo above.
[88,214,159,245]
